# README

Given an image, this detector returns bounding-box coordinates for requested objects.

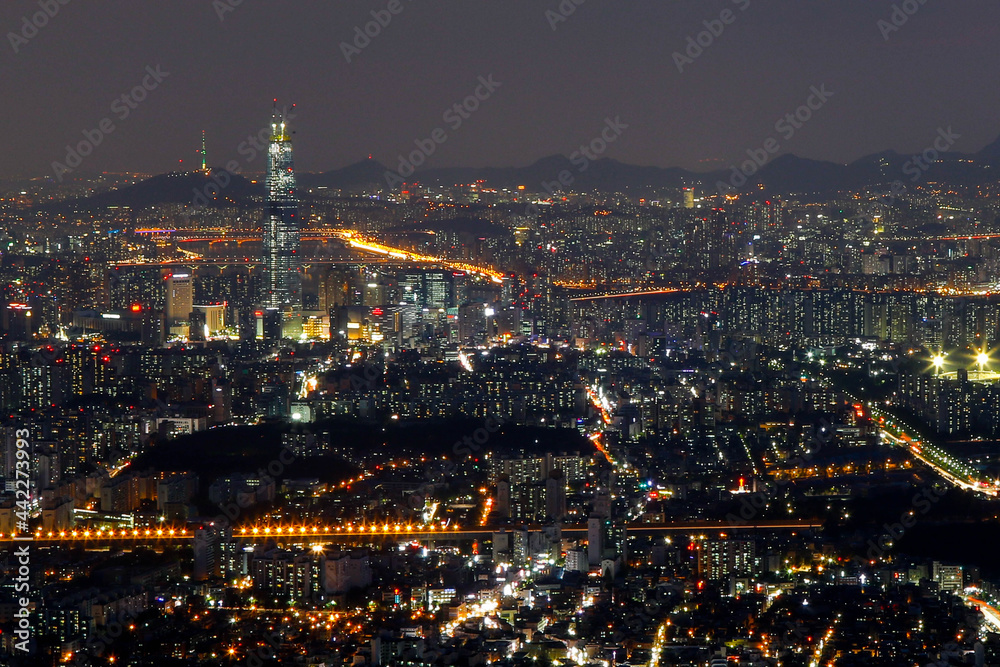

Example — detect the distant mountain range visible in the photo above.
[299,133,999,195]
[38,171,261,214]
[37,134,1000,212]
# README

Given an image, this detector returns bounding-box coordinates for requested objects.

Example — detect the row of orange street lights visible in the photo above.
[238,523,462,535]
[8,527,188,540]
[2,522,469,542]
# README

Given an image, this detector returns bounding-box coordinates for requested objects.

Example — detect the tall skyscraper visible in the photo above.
[164,271,193,325]
[263,103,301,310]
[683,187,695,209]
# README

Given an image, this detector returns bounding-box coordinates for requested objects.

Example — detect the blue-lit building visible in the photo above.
[262,105,301,309]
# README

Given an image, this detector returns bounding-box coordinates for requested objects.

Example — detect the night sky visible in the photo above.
[4,0,1000,178]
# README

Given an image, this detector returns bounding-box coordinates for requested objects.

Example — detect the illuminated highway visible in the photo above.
[119,228,507,281]
[335,230,504,283]
[0,519,821,546]
[113,258,400,267]
[870,406,997,497]
[812,373,999,498]
[967,597,1000,631]
[569,288,684,301]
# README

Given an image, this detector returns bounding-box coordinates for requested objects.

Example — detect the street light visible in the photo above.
[932,353,946,375]
[978,349,991,373]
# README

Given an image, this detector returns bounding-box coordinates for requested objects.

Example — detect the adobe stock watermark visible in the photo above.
[51,65,171,182]
[13,427,32,654]
[182,105,298,222]
[672,0,752,73]
[384,74,502,189]
[691,336,760,397]
[854,481,946,567]
[545,0,587,31]
[540,117,628,196]
[14,427,32,534]
[726,417,833,526]
[345,361,383,392]
[340,0,414,63]
[855,126,959,223]
[878,0,930,41]
[522,116,628,216]
[12,545,31,653]
[215,446,297,528]
[611,585,678,645]
[721,337,759,369]
[903,126,959,181]
[412,413,507,510]
[213,0,246,22]
[715,84,833,197]
[924,644,962,667]
[7,0,71,54]
[243,631,283,667]
[851,180,907,227]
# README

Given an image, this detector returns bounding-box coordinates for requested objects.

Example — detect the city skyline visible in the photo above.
[7,3,1000,665]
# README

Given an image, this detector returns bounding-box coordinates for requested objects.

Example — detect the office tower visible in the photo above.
[362,281,386,308]
[334,306,371,342]
[261,308,283,342]
[193,303,225,336]
[423,270,454,309]
[319,268,352,313]
[932,561,963,593]
[683,187,695,209]
[398,271,423,307]
[189,309,207,341]
[164,271,193,325]
[2,303,35,342]
[262,103,301,310]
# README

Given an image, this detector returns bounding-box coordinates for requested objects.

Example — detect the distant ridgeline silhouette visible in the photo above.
[33,132,1000,209]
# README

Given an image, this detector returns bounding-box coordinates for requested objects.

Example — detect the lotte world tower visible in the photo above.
[262,103,301,310]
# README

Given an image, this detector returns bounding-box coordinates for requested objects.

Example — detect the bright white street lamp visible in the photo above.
[932,353,946,375]
[978,351,990,372]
